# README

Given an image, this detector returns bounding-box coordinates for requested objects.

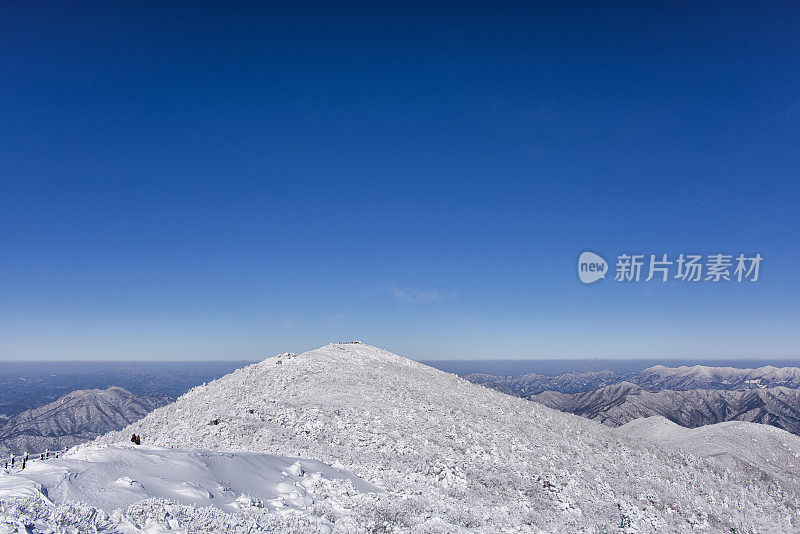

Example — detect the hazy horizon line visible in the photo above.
[1,357,799,363]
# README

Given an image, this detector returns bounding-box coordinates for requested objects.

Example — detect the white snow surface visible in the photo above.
[616,416,800,495]
[0,443,375,513]
[3,343,800,532]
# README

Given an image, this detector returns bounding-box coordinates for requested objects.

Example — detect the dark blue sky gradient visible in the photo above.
[2,3,799,360]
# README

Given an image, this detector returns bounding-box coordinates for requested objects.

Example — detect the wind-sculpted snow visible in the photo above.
[0,387,169,456]
[4,343,800,532]
[0,444,375,515]
[0,497,352,534]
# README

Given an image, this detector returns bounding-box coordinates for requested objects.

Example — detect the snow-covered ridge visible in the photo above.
[637,364,800,389]
[0,387,169,456]
[86,342,800,532]
[529,382,800,433]
[468,363,800,397]
[616,416,800,495]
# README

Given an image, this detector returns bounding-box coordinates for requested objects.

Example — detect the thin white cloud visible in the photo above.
[389,287,458,304]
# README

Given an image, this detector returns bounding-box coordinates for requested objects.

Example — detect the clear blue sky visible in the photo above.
[2,3,798,360]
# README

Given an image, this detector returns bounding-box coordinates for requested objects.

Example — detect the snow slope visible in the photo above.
[0,443,375,515]
[616,416,800,495]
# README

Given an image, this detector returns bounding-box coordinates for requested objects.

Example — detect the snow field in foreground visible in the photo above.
[0,443,376,517]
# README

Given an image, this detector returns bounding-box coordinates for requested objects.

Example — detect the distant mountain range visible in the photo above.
[0,387,170,456]
[466,364,800,395]
[0,360,252,417]
[529,382,800,434]
[466,370,620,396]
[465,365,800,436]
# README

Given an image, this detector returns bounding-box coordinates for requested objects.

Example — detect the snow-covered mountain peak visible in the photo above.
[257,342,399,367]
[293,341,415,364]
[239,342,438,393]
[58,386,136,402]
[85,343,800,532]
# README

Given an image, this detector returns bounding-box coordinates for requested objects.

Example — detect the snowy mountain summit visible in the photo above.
[3,343,800,532]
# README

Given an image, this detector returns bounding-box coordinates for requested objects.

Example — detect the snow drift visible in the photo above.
[0,444,375,514]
